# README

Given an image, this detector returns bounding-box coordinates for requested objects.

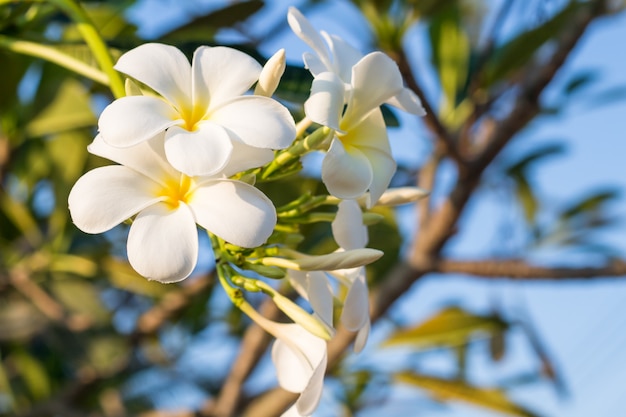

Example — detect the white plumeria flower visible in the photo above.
[68,134,277,283]
[287,8,425,206]
[287,6,425,116]
[288,200,372,353]
[98,43,296,177]
[241,302,327,417]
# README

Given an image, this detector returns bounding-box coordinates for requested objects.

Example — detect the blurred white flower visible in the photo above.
[287,8,425,206]
[68,135,277,283]
[98,43,296,177]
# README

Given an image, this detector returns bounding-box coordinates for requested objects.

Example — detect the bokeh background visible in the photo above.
[1,0,626,416]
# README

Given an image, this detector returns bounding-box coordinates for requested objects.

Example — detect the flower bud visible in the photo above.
[262,248,383,271]
[369,187,430,206]
[254,49,286,97]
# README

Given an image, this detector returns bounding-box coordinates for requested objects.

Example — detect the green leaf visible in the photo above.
[104,258,170,297]
[86,335,129,376]
[396,372,541,417]
[159,0,264,42]
[481,2,586,87]
[382,306,508,349]
[273,63,314,105]
[429,4,470,116]
[560,189,619,221]
[563,70,597,95]
[50,277,109,323]
[505,143,565,176]
[0,298,47,342]
[25,79,96,137]
[10,350,51,400]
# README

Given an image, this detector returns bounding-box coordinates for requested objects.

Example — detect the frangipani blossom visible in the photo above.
[68,134,277,283]
[98,43,296,177]
[287,6,425,115]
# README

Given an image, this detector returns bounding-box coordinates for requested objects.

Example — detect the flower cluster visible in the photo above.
[68,7,426,417]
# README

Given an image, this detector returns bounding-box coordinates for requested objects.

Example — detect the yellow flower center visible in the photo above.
[180,103,209,132]
[158,175,193,209]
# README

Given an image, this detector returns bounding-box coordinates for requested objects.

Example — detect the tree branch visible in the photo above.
[435,258,626,280]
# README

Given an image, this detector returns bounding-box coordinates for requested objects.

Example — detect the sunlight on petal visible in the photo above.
[287,7,332,70]
[164,124,233,177]
[190,180,276,248]
[114,43,192,107]
[322,139,372,200]
[127,203,198,283]
[69,166,161,234]
[193,46,261,109]
[99,96,180,148]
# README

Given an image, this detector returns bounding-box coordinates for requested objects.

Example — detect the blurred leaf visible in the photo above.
[49,254,97,277]
[159,0,264,42]
[511,174,538,224]
[429,5,470,115]
[273,63,313,104]
[87,335,129,375]
[0,192,43,247]
[366,205,402,285]
[560,189,619,221]
[0,298,47,341]
[25,79,96,137]
[406,0,456,18]
[382,306,508,349]
[396,372,541,417]
[505,143,565,176]
[104,258,170,297]
[563,70,597,95]
[481,2,586,87]
[9,350,51,400]
[381,104,400,127]
[50,276,109,323]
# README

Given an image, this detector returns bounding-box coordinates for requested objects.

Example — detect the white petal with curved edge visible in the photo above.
[353,321,371,353]
[295,349,327,416]
[189,180,276,248]
[324,32,362,82]
[341,52,405,130]
[302,52,327,77]
[359,146,396,208]
[322,139,372,200]
[88,134,178,183]
[304,71,345,131]
[288,270,310,301]
[193,46,261,109]
[210,96,295,149]
[271,324,326,393]
[332,200,367,250]
[164,123,233,177]
[340,271,369,332]
[99,96,180,148]
[127,203,198,283]
[220,138,274,177]
[69,166,161,234]
[114,43,192,108]
[306,271,334,329]
[387,88,426,116]
[342,108,390,153]
[281,405,302,417]
[287,7,332,70]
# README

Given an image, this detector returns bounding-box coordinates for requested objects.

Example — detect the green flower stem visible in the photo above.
[49,0,125,98]
[279,212,336,224]
[277,195,341,218]
[0,34,109,85]
[259,126,332,181]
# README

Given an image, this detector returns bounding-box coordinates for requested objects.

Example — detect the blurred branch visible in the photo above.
[205,299,281,417]
[395,49,467,167]
[434,258,626,280]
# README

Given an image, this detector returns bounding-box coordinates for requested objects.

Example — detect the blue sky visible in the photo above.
[125,1,626,416]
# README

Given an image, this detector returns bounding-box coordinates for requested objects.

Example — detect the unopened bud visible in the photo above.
[262,248,383,271]
[370,187,430,206]
[254,49,286,97]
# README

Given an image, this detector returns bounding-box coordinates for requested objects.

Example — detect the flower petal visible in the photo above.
[324,32,362,83]
[353,321,371,353]
[302,52,327,77]
[387,88,426,116]
[88,134,178,182]
[306,271,334,329]
[69,165,161,234]
[114,43,192,108]
[304,71,345,132]
[359,146,396,208]
[164,123,233,177]
[189,179,276,247]
[340,271,369,332]
[210,96,295,149]
[271,324,326,393]
[127,203,198,283]
[193,46,261,109]
[99,96,180,148]
[322,139,372,200]
[332,200,367,250]
[287,7,332,70]
[341,52,405,130]
[220,138,274,177]
[295,350,327,416]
